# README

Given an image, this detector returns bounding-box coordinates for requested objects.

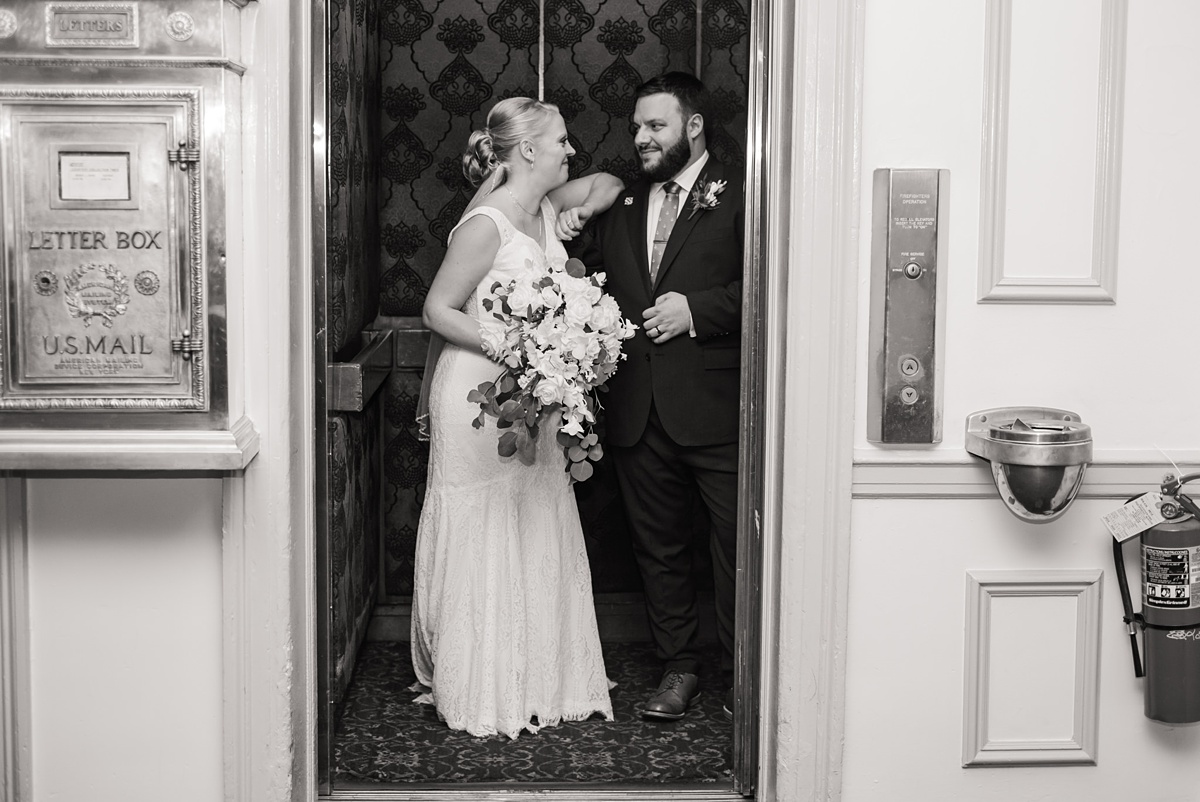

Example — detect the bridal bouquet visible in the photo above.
[469,257,637,482]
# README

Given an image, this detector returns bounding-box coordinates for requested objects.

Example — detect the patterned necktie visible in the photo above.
[650,181,681,285]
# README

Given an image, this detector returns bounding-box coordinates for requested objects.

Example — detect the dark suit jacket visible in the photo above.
[583,158,744,448]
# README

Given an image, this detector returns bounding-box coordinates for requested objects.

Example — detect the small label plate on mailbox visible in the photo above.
[0,88,206,410]
[45,2,139,48]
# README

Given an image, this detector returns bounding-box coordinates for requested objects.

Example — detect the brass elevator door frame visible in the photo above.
[311,0,768,797]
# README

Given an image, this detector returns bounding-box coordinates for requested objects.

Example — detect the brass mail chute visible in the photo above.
[965,407,1093,523]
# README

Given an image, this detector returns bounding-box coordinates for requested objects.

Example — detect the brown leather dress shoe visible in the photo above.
[641,670,701,721]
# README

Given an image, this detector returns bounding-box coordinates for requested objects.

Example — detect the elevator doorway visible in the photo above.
[313,0,765,797]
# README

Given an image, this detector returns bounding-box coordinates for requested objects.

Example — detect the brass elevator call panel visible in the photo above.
[867,168,949,445]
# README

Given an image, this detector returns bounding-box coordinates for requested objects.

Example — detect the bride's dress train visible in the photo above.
[411,201,614,739]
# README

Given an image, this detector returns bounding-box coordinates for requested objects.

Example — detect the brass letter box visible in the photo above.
[2,90,204,409]
[0,0,257,469]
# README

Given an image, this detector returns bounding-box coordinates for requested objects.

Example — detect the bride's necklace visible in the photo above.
[504,186,542,240]
[505,186,540,218]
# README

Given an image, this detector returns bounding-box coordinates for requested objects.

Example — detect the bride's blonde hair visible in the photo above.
[463,97,560,189]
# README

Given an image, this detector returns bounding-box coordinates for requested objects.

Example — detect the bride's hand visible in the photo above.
[555,204,594,240]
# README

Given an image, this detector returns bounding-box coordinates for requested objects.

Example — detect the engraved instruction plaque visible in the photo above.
[0,88,206,410]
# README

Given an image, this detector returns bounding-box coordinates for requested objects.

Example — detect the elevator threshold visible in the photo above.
[325,783,743,801]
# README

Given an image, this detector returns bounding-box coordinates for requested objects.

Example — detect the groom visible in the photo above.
[580,72,743,721]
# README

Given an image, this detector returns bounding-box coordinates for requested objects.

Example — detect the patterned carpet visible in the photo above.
[334,641,733,785]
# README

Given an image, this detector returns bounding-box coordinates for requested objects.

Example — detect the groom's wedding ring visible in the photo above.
[651,326,659,337]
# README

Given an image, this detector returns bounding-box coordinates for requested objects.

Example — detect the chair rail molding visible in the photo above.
[852,449,1198,499]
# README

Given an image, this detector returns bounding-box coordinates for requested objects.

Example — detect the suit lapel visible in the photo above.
[651,160,725,293]
[623,181,653,298]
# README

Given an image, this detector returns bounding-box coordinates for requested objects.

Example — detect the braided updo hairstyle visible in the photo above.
[463,97,561,188]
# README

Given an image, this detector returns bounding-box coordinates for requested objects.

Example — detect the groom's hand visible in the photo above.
[643,293,693,344]
[555,205,594,240]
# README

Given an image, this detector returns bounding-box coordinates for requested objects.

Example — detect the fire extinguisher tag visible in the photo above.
[1103,493,1168,542]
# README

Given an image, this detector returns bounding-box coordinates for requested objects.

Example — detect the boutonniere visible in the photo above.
[688,177,727,219]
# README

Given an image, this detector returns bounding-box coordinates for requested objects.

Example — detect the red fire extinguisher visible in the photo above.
[1113,473,1200,724]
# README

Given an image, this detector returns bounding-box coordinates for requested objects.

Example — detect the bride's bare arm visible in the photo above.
[548,173,624,240]
[422,215,501,352]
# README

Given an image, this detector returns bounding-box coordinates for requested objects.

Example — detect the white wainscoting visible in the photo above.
[962,569,1104,766]
[977,0,1128,304]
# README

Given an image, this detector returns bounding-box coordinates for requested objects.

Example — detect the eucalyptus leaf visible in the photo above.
[500,399,521,419]
[570,460,594,482]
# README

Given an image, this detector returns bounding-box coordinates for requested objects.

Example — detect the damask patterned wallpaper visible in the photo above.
[378,0,751,599]
[329,0,382,359]
[326,0,384,714]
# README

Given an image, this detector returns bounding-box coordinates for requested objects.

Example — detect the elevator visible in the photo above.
[312,0,762,796]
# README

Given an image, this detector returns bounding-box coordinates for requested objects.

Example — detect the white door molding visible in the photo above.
[0,476,32,802]
[220,2,317,801]
[758,0,864,799]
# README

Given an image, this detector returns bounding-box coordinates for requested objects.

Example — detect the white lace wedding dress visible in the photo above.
[411,200,614,739]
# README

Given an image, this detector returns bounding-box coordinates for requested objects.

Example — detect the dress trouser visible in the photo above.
[613,404,739,687]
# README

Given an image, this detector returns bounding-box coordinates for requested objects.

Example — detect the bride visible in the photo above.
[412,97,624,738]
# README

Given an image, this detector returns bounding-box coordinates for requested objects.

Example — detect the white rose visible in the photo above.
[533,374,568,406]
[564,295,593,328]
[590,296,621,331]
[479,318,510,358]
[506,282,541,317]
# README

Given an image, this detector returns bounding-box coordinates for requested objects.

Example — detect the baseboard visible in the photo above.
[367,592,718,644]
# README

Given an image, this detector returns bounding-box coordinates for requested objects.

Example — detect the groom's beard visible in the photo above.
[638,131,692,183]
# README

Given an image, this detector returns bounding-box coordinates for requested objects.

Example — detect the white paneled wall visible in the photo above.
[843,501,1200,801]
[846,1,1200,799]
[855,0,1200,452]
[26,477,223,802]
